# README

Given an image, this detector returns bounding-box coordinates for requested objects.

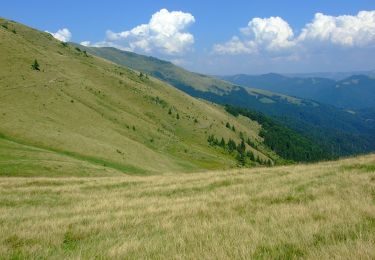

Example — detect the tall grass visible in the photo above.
[0,155,374,259]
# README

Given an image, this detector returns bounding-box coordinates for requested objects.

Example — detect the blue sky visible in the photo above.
[3,0,375,74]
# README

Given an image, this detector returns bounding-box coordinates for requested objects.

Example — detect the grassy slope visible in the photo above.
[0,18,275,175]
[0,154,374,258]
[78,45,375,157]
[77,45,306,103]
[72,46,237,94]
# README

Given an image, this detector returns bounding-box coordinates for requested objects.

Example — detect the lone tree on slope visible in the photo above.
[31,59,40,71]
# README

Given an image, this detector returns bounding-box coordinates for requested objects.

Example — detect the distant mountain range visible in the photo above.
[284,70,375,81]
[76,45,375,157]
[219,73,375,110]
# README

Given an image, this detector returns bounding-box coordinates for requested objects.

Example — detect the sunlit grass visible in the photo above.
[0,155,374,259]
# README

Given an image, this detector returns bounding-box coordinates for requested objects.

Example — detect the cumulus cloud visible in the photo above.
[214,16,295,54]
[297,11,375,47]
[214,10,375,55]
[47,28,72,42]
[103,9,195,55]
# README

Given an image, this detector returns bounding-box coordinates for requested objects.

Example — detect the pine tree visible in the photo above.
[31,59,40,71]
[227,139,236,152]
[176,113,180,119]
[168,108,172,115]
[236,153,246,166]
[207,135,215,145]
[237,140,246,155]
[226,122,230,128]
[220,137,226,148]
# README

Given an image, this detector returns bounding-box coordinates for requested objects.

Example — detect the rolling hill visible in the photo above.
[220,73,375,109]
[77,45,375,157]
[0,17,280,175]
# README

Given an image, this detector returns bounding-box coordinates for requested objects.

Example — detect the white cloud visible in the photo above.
[47,28,72,42]
[80,41,91,46]
[104,9,195,55]
[214,10,375,55]
[213,36,256,55]
[214,16,295,55]
[297,10,375,47]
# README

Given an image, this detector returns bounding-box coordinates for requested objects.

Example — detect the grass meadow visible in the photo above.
[0,155,374,259]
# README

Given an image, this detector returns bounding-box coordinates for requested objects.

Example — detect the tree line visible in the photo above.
[224,105,331,162]
[207,134,272,166]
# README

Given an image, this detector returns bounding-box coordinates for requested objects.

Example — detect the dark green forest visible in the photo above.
[225,105,331,162]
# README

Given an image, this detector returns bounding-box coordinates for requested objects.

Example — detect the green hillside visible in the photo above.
[71,46,236,94]
[0,18,277,175]
[78,45,375,157]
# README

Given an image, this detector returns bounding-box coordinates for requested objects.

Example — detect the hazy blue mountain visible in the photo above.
[284,70,375,81]
[220,73,375,109]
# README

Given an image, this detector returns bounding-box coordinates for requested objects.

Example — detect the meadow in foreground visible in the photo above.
[0,155,374,259]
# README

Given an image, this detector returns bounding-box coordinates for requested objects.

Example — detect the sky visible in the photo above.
[2,0,375,75]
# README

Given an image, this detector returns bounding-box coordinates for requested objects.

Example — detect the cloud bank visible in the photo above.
[214,10,375,55]
[47,28,72,42]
